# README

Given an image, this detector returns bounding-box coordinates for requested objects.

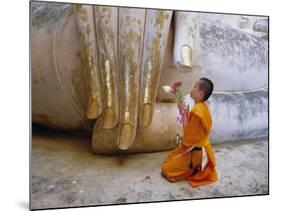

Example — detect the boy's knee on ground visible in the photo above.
[161,163,167,174]
[161,161,179,177]
[161,165,175,182]
[161,162,171,177]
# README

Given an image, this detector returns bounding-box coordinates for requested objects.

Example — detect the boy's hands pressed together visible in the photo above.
[177,102,183,113]
[177,102,189,127]
[177,102,188,114]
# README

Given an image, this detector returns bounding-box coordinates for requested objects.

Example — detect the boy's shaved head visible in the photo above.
[199,77,214,101]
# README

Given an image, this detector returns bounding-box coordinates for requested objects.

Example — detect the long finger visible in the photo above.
[94,6,119,129]
[74,5,102,119]
[173,11,196,70]
[139,9,172,126]
[118,8,146,149]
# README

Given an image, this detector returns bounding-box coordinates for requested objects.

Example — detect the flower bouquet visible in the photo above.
[163,80,189,147]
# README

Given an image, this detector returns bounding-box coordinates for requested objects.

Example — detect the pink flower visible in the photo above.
[171,80,182,93]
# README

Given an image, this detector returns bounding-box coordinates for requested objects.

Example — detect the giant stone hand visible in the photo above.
[32,2,268,154]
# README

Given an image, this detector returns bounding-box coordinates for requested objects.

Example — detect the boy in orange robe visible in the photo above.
[161,78,217,187]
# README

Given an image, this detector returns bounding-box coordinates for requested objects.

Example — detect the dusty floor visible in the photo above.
[31,126,268,210]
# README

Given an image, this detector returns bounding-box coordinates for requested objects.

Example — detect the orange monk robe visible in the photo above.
[161,102,218,187]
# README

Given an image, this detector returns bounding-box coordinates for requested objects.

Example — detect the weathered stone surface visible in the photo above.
[208,88,268,143]
[31,128,268,209]
[253,19,269,33]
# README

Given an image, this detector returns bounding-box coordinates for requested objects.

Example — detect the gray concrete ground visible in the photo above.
[31,127,268,210]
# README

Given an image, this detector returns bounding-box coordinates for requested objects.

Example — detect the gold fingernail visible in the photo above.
[103,107,116,129]
[181,45,192,68]
[86,99,101,119]
[142,104,152,127]
[118,123,133,150]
